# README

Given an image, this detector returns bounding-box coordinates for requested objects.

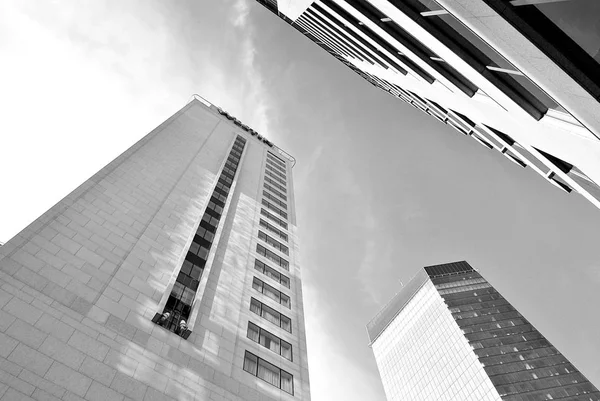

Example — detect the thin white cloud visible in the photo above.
[228,0,274,142]
[232,0,250,27]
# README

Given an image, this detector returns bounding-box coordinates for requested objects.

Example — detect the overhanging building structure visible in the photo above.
[256,0,600,210]
[0,96,310,400]
[367,261,600,401]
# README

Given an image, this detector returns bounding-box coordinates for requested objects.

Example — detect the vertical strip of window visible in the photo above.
[152,136,247,338]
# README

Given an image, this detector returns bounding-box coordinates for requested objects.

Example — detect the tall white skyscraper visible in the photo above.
[0,96,310,401]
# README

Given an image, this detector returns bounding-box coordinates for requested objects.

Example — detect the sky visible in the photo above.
[1,1,600,400]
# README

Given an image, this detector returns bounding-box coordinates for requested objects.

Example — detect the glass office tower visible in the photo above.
[367,261,600,401]
[0,96,310,401]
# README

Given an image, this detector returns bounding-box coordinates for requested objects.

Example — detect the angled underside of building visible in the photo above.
[0,97,310,401]
[255,0,600,211]
[367,261,600,401]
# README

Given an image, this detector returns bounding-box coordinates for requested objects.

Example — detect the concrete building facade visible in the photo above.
[255,0,600,211]
[367,261,600,401]
[0,96,310,401]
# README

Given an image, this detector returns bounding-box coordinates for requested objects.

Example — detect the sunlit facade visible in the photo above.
[0,96,310,400]
[256,0,600,211]
[367,261,600,401]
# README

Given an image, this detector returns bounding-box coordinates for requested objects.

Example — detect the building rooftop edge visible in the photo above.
[187,94,297,167]
[366,268,429,345]
[366,261,472,345]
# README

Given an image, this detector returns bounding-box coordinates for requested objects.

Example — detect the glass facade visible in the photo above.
[431,264,600,401]
[370,261,600,401]
[371,279,502,401]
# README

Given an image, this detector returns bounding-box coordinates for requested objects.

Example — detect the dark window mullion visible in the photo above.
[321,0,434,83]
[311,4,407,74]
[304,11,380,66]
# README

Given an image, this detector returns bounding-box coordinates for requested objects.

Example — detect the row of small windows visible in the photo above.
[250,297,292,333]
[257,244,289,270]
[438,282,491,295]
[241,152,294,396]
[247,321,292,361]
[254,259,290,288]
[258,231,289,255]
[264,176,287,194]
[243,351,294,395]
[259,219,288,242]
[265,169,287,187]
[260,209,288,230]
[262,199,288,219]
[264,183,287,201]
[267,152,286,168]
[153,136,246,338]
[435,277,488,290]
[266,158,287,176]
[265,162,286,181]
[252,277,291,308]
[263,190,287,209]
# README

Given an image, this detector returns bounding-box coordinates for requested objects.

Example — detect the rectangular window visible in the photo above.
[258,231,289,255]
[259,219,288,242]
[250,298,292,333]
[252,277,291,308]
[243,351,294,395]
[261,199,288,219]
[257,244,289,270]
[247,322,293,361]
[260,209,288,230]
[254,259,290,288]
